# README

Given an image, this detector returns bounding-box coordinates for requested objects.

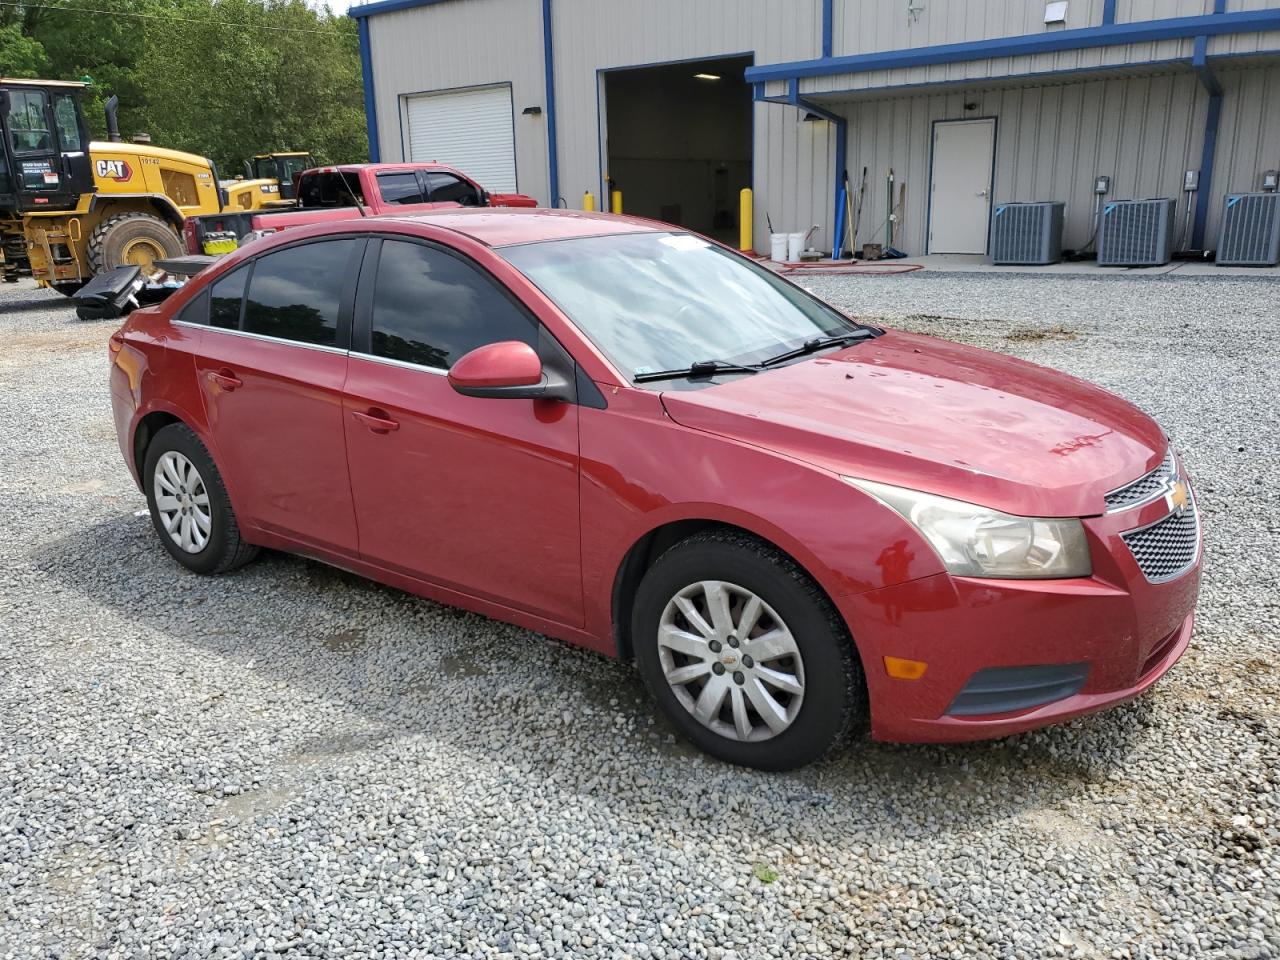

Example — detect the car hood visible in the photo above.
[660,330,1167,518]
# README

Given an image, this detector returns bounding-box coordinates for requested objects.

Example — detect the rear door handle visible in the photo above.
[207,370,243,391]
[351,408,400,433]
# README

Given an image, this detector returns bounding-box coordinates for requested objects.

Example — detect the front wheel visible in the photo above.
[143,423,259,575]
[632,531,865,770]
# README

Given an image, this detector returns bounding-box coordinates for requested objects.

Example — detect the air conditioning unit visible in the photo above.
[1216,192,1280,266]
[1097,198,1176,266]
[989,201,1065,265]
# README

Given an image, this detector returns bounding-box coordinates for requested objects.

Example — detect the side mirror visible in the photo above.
[448,341,575,401]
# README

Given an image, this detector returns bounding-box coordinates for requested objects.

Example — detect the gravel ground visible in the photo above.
[0,270,1277,960]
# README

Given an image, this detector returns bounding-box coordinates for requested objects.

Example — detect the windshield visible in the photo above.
[499,232,857,380]
[277,154,313,182]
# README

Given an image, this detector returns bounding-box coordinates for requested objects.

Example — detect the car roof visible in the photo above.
[385,208,668,248]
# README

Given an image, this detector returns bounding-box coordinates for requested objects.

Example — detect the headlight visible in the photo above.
[843,477,1092,579]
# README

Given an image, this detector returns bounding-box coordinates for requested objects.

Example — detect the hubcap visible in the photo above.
[120,237,164,270]
[153,451,211,554]
[657,580,805,742]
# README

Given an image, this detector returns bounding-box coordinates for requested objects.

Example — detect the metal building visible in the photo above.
[351,0,1280,258]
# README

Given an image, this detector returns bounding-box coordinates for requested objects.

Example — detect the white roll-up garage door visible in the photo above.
[403,85,517,193]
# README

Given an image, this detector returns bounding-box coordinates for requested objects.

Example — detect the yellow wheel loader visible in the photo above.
[0,78,227,294]
[221,151,314,210]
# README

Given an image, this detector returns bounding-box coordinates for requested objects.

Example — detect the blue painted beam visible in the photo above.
[1102,0,1117,25]
[745,8,1280,83]
[822,0,834,58]
[357,17,380,162]
[542,0,560,206]
[349,0,451,19]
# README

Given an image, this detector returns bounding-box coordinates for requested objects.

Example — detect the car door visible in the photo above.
[342,236,583,625]
[191,237,364,555]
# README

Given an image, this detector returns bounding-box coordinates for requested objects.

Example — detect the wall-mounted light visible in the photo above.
[963,101,979,111]
[802,112,827,122]
[521,106,543,116]
[693,73,722,81]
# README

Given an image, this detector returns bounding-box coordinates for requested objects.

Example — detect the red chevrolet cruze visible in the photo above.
[109,210,1201,769]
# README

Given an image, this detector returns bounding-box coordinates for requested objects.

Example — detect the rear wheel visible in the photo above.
[86,212,182,274]
[632,531,865,770]
[143,423,258,575]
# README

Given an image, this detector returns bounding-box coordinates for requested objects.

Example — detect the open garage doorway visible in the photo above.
[603,55,752,244]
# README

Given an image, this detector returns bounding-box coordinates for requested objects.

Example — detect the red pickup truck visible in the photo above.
[184,162,537,254]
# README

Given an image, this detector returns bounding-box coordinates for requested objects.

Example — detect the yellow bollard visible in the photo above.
[739,188,753,251]
[583,191,595,211]
[610,190,623,215]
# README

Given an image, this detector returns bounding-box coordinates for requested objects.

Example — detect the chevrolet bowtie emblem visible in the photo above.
[1167,479,1190,514]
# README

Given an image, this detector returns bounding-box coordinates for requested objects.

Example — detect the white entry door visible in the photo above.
[403,84,517,193]
[928,119,995,254]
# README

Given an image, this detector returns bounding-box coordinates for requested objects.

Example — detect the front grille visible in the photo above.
[1105,450,1176,512]
[1121,500,1199,583]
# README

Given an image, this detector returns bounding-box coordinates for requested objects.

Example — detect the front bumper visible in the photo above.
[839,491,1201,743]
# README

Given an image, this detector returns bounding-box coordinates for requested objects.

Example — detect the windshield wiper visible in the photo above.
[633,359,762,384]
[758,330,876,368]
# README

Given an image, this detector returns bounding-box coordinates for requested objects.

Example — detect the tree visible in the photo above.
[3,0,367,167]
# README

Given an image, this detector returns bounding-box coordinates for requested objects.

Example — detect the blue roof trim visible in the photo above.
[349,0,452,19]
[745,8,1280,83]
[357,17,380,162]
[543,0,560,205]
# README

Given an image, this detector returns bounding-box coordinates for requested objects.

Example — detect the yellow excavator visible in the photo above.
[0,78,286,293]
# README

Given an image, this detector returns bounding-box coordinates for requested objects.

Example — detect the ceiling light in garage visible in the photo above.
[693,73,722,81]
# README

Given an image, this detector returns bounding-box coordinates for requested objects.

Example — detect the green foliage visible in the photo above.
[752,862,779,884]
[3,0,367,168]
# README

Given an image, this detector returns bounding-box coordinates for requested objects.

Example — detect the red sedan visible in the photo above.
[108,210,1200,770]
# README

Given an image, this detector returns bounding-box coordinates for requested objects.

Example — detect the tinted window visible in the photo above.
[244,240,357,346]
[52,94,82,151]
[370,240,535,369]
[209,265,248,329]
[298,171,364,208]
[7,90,51,153]
[425,172,480,206]
[376,172,424,205]
[177,289,209,326]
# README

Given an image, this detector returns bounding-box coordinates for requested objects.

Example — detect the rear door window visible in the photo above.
[368,239,535,369]
[376,172,424,205]
[244,240,360,346]
[424,172,480,205]
[209,265,248,329]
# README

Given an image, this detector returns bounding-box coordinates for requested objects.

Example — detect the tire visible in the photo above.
[142,423,258,575]
[631,530,865,770]
[86,213,182,274]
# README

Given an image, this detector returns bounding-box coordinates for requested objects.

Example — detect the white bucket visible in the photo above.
[770,233,788,262]
[787,232,805,263]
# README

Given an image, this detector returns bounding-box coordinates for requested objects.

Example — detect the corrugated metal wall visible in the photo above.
[549,0,827,251]
[1211,64,1280,240]
[833,0,1107,54]
[832,62,1280,256]
[835,72,1211,255]
[366,0,550,202]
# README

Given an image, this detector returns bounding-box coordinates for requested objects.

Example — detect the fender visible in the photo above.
[90,193,185,232]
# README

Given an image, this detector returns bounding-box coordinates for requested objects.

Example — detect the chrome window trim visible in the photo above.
[173,320,347,356]
[349,350,448,377]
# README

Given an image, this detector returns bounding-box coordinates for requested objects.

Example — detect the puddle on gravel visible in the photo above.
[439,652,489,678]
[322,628,366,653]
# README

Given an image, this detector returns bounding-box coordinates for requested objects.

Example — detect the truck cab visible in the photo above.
[0,78,95,215]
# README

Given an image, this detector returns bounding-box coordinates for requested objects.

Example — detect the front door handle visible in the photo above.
[351,408,400,434]
[207,369,243,391]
